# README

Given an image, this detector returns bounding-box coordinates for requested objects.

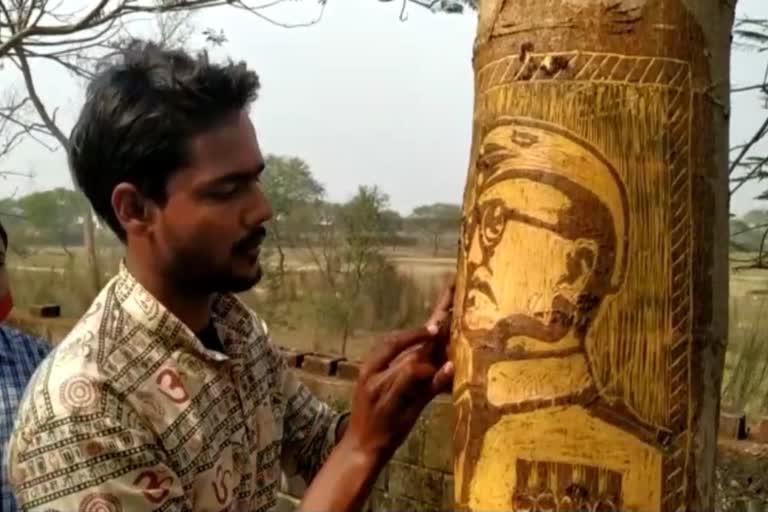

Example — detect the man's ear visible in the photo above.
[556,239,599,299]
[111,183,156,237]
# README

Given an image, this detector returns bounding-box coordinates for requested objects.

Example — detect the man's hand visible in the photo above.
[425,280,455,335]
[340,280,455,463]
[297,281,455,512]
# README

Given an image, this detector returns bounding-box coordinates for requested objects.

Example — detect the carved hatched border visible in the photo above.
[475,51,693,512]
[476,51,691,91]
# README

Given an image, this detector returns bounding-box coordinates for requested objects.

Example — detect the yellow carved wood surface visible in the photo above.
[450,0,732,510]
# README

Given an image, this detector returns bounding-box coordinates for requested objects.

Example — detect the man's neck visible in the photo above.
[124,252,212,333]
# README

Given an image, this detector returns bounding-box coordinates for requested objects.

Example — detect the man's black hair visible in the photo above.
[68,39,261,241]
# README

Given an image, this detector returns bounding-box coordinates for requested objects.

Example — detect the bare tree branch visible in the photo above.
[730,154,768,196]
[731,83,768,93]
[729,116,768,177]
[12,43,69,148]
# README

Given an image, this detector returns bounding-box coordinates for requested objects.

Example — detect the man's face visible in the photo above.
[151,111,272,295]
[462,177,598,350]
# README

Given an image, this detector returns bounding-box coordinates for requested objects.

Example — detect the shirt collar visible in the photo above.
[114,261,256,362]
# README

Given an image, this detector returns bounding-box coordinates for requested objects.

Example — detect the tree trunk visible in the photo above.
[83,210,101,294]
[450,1,734,511]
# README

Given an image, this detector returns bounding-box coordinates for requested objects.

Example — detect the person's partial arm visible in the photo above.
[276,358,350,483]
[6,378,189,512]
[296,283,455,512]
[298,312,455,512]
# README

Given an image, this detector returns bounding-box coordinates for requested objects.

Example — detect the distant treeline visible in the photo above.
[731,209,768,253]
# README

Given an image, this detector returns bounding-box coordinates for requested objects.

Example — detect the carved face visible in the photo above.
[464,177,598,337]
[459,118,628,356]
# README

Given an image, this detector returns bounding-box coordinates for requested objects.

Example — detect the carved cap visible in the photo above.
[477,116,629,291]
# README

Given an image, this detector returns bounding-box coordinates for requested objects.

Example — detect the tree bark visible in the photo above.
[450,1,734,511]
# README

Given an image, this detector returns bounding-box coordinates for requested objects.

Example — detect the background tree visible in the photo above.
[730,19,768,269]
[407,202,461,256]
[261,154,325,276]
[16,187,88,255]
[302,185,393,347]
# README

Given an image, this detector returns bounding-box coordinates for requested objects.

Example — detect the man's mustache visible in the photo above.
[233,226,267,253]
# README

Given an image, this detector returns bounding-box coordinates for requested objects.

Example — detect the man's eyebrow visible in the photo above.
[209,163,265,185]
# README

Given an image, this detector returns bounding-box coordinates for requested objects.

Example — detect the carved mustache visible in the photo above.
[468,277,498,307]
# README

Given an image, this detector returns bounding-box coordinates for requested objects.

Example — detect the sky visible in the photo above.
[0,0,766,217]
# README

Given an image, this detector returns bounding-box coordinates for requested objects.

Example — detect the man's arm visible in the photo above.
[6,378,189,512]
[276,351,350,484]
[278,282,455,511]
[297,325,454,512]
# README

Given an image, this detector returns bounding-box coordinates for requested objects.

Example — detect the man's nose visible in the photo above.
[243,184,273,227]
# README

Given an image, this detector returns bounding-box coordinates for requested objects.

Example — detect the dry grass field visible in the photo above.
[7,245,768,414]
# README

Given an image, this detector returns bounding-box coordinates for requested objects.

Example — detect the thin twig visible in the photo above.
[731,154,768,196]
[731,83,768,93]
[729,115,768,177]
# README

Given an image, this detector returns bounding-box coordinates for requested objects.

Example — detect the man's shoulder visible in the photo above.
[12,342,115,429]
[4,348,165,510]
[12,296,148,430]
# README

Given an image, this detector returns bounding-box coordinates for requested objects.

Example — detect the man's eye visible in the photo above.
[209,184,240,199]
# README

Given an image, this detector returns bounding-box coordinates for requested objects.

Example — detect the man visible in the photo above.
[452,117,667,511]
[0,221,52,512]
[6,40,454,512]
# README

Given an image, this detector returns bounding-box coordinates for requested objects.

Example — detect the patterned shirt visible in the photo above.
[0,325,51,512]
[5,264,346,511]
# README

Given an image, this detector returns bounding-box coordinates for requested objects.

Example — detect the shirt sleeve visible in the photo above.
[6,373,191,512]
[277,359,349,483]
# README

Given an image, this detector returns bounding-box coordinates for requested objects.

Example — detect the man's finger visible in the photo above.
[389,342,427,368]
[426,280,456,333]
[363,327,435,375]
[430,361,455,395]
[383,361,439,408]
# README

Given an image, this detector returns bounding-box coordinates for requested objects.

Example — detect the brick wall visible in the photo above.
[277,349,768,512]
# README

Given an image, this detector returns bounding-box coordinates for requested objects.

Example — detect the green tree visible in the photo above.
[17,188,88,255]
[380,209,404,235]
[408,202,462,256]
[304,185,394,347]
[261,154,325,276]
